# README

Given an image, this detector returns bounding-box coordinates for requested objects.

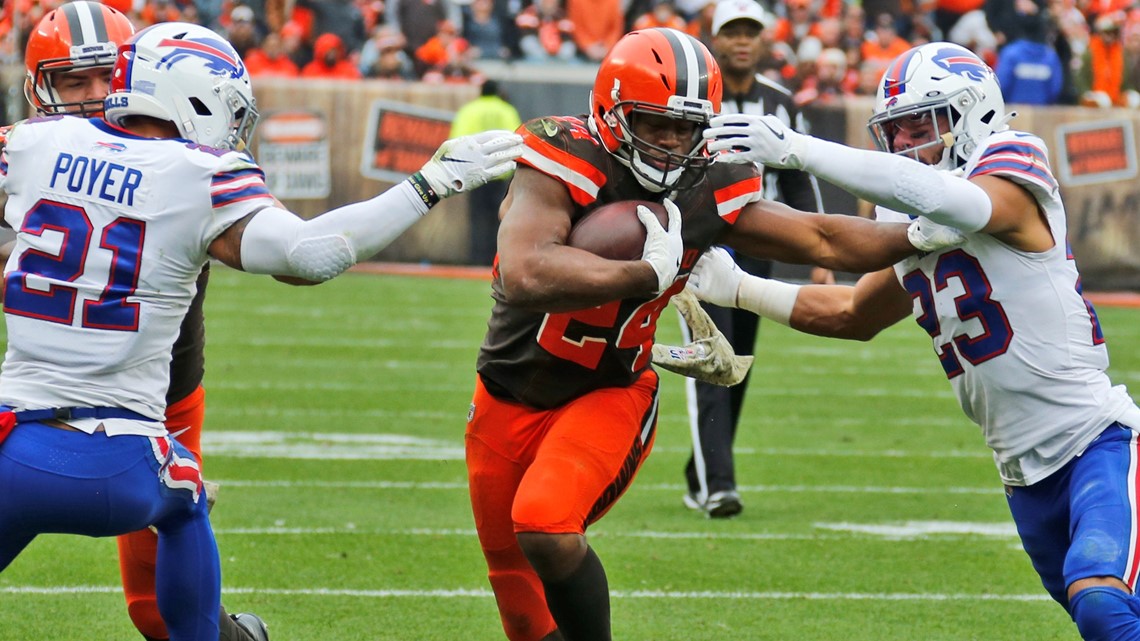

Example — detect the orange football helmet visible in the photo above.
[590,28,722,192]
[24,1,135,116]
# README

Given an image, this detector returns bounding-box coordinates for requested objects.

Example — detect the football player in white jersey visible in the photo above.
[694,41,1140,640]
[0,21,521,641]
[12,5,269,639]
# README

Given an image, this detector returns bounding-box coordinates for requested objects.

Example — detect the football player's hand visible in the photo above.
[704,114,808,170]
[640,197,683,294]
[907,216,966,253]
[651,290,753,386]
[686,246,745,308]
[418,130,524,198]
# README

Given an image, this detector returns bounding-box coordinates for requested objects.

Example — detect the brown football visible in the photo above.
[566,200,670,261]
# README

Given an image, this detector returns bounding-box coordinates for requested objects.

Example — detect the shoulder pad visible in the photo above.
[968,131,1057,197]
[707,161,764,223]
[518,115,609,206]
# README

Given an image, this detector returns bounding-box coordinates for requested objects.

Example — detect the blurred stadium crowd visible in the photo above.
[3,0,1139,107]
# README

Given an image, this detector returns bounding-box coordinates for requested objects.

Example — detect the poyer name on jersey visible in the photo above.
[50,152,143,206]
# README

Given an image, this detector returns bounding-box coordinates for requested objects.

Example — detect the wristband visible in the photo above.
[736,276,801,326]
[406,172,440,210]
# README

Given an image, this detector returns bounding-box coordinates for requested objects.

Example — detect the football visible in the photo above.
[566,200,670,261]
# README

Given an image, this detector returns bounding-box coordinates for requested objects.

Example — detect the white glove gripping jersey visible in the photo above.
[0,116,274,436]
[876,130,1140,485]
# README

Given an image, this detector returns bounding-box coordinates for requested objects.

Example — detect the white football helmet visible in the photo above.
[868,42,1008,170]
[104,22,258,151]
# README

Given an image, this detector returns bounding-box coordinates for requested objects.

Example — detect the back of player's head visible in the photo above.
[590,28,722,192]
[867,41,1007,170]
[24,1,135,116]
[104,22,259,151]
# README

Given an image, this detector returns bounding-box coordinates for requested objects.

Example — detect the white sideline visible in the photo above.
[0,585,1051,601]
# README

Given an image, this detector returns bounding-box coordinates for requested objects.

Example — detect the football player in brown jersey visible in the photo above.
[465,27,964,641]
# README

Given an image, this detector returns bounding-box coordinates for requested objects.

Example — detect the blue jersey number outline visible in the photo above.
[902,249,1013,379]
[4,199,144,331]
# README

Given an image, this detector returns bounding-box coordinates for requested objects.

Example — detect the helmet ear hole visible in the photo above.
[190,97,212,116]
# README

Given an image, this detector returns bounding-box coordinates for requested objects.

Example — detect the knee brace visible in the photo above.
[1069,586,1140,641]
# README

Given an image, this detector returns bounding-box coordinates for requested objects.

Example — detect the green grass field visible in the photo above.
[2,265,1138,641]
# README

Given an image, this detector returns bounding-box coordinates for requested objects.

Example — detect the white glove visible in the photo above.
[640,197,683,294]
[418,130,524,199]
[686,247,745,308]
[704,114,810,170]
[651,289,753,386]
[907,216,967,253]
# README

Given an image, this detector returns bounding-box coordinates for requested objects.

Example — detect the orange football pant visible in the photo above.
[466,370,659,641]
[117,385,206,640]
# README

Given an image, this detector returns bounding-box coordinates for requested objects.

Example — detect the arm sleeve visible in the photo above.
[801,136,993,232]
[238,179,430,282]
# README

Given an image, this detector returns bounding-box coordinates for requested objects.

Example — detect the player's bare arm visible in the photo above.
[687,247,912,339]
[495,166,663,311]
[969,174,1053,252]
[788,268,913,340]
[720,198,922,272]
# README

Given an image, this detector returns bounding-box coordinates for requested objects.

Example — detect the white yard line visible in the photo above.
[200,431,992,461]
[211,478,1000,495]
[0,585,1051,601]
[203,522,1018,541]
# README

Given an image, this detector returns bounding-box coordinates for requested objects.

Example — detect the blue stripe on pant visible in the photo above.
[0,422,220,641]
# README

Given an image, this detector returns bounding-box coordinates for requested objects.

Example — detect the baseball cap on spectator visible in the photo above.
[712,0,772,36]
[374,26,406,51]
[231,5,255,22]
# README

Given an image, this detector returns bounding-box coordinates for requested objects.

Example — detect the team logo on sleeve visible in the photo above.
[931,48,992,82]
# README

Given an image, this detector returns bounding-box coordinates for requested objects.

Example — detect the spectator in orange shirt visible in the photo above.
[1078,11,1136,106]
[516,0,578,62]
[566,0,623,62]
[631,0,688,32]
[861,12,912,64]
[301,32,363,79]
[416,19,483,83]
[244,32,301,77]
[770,0,823,52]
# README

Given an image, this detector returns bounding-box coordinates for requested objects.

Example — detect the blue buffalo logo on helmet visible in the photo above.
[156,36,246,78]
[930,47,991,82]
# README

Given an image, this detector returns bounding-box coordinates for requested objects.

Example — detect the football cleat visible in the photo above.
[232,612,269,641]
[683,490,743,519]
[682,491,704,511]
[705,490,743,519]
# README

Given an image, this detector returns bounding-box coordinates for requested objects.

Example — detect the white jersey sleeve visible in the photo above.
[965,131,1058,202]
[0,116,273,436]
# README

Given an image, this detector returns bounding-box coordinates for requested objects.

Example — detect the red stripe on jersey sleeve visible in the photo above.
[714,175,763,224]
[518,130,607,206]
